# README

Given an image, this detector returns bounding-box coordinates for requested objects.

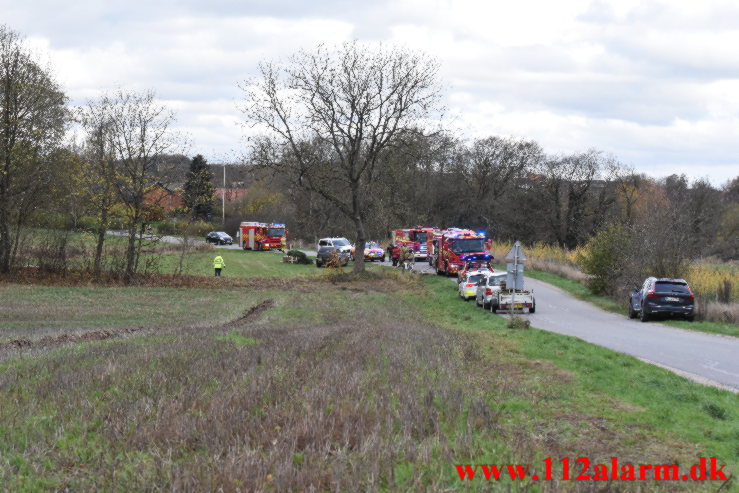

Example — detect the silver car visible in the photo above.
[317,237,353,254]
[475,272,507,309]
[458,270,491,301]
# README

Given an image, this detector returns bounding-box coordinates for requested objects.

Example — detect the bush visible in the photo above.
[190,220,221,237]
[286,249,312,265]
[35,231,70,274]
[506,315,530,329]
[76,216,101,232]
[29,211,68,230]
[576,224,630,295]
[154,220,177,236]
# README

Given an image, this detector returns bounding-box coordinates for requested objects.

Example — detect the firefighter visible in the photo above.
[388,242,399,266]
[398,243,415,268]
[213,254,225,276]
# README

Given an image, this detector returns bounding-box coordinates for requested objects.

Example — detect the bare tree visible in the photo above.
[78,97,118,276]
[537,150,616,248]
[241,42,442,272]
[102,89,182,282]
[462,136,543,232]
[0,25,67,272]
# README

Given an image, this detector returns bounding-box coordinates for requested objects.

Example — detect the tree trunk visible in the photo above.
[125,221,137,283]
[353,213,367,274]
[134,222,146,274]
[93,207,108,276]
[0,209,9,273]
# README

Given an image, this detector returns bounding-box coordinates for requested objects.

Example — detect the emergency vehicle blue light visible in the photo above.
[477,231,485,235]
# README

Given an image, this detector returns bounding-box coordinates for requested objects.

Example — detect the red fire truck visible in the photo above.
[239,222,288,251]
[390,226,439,260]
[431,228,489,276]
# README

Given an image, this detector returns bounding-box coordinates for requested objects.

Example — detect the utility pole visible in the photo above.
[510,246,517,318]
[505,241,527,318]
[222,164,226,226]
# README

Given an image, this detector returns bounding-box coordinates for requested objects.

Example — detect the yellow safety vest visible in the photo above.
[213,256,225,269]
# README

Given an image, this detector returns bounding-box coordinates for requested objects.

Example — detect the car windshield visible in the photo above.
[333,239,350,246]
[451,239,485,253]
[365,242,379,249]
[655,282,689,293]
[414,231,427,243]
[489,275,506,286]
[468,274,485,284]
[267,228,284,237]
[216,232,228,237]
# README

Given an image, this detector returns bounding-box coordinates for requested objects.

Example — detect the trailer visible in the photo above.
[492,241,535,313]
[493,289,536,313]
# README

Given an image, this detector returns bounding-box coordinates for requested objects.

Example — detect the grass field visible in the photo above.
[156,248,388,279]
[0,285,272,341]
[524,268,739,338]
[0,258,737,490]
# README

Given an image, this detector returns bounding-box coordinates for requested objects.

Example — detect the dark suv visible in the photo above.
[629,277,695,322]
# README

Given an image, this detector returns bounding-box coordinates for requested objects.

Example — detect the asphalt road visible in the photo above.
[526,277,739,391]
[386,257,739,391]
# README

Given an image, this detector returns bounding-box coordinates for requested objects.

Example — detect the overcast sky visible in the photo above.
[4,0,738,183]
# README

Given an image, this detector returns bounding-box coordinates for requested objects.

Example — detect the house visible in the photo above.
[215,188,248,203]
[144,183,185,212]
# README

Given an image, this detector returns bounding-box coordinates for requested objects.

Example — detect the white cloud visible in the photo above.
[3,0,738,182]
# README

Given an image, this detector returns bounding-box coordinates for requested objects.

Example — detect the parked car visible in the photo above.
[475,272,508,309]
[458,270,491,301]
[315,246,351,268]
[205,231,233,245]
[629,277,695,322]
[317,237,353,254]
[351,241,386,262]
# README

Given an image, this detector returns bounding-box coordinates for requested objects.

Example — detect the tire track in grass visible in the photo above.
[0,299,276,354]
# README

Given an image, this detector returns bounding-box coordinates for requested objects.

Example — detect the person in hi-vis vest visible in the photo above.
[213,255,225,276]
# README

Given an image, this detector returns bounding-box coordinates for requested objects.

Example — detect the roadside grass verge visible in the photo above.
[524,268,739,338]
[405,275,739,479]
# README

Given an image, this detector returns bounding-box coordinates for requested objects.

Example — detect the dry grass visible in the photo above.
[687,263,738,302]
[526,257,590,283]
[0,296,491,490]
[701,301,739,324]
[490,240,589,284]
